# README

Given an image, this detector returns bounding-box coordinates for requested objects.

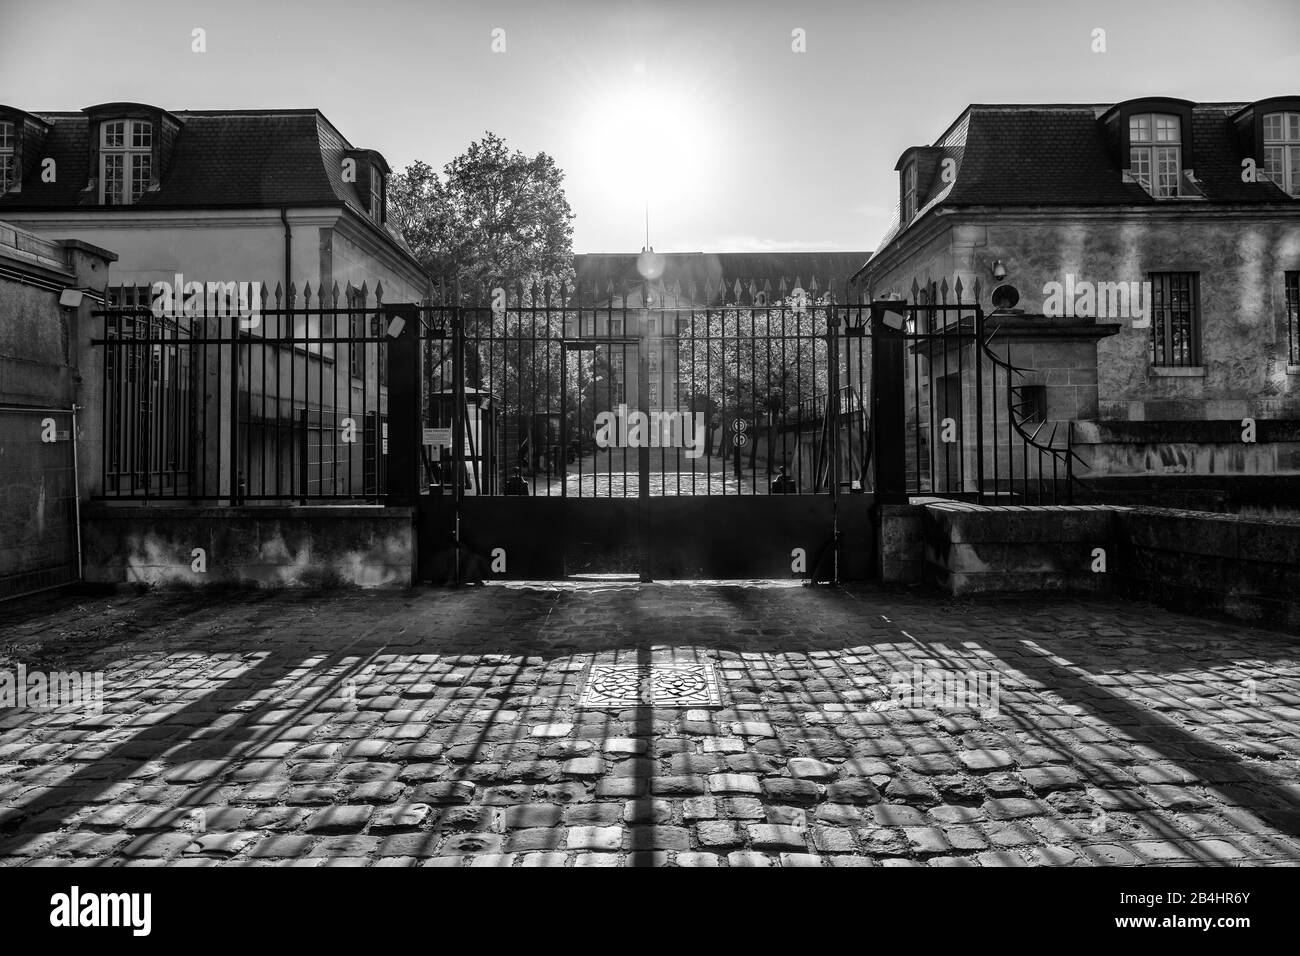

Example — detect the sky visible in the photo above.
[2,0,1298,253]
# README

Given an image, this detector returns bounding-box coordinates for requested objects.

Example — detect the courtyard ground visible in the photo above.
[0,580,1297,867]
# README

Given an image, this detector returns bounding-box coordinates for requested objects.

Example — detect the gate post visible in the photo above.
[870,300,908,504]
[384,304,421,506]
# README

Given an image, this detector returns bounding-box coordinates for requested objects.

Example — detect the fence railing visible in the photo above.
[886,276,1085,504]
[88,274,1084,507]
[92,281,391,503]
[417,280,855,497]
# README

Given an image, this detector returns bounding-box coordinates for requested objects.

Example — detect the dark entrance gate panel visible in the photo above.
[646,496,836,580]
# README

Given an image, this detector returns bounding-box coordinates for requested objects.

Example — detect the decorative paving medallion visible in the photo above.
[579,663,722,709]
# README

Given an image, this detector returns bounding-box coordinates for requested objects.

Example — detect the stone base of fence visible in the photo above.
[81,505,414,589]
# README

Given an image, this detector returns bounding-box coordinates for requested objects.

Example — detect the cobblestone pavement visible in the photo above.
[1,581,1298,867]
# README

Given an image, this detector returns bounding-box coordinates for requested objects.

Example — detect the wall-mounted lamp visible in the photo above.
[870,298,908,332]
[990,260,1008,281]
[58,288,105,308]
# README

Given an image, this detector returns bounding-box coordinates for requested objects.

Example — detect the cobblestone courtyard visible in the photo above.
[1,581,1298,867]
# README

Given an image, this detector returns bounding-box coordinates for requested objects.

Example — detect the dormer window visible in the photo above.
[902,161,918,221]
[1263,111,1300,197]
[0,121,14,193]
[1129,113,1181,198]
[100,119,152,205]
[369,167,384,224]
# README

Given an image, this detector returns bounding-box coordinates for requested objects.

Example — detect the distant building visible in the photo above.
[570,250,869,412]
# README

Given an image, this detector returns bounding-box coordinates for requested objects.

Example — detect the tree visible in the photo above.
[389,134,581,473]
[388,132,576,296]
[674,299,834,474]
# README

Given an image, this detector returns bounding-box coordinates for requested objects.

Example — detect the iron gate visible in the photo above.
[404,281,876,582]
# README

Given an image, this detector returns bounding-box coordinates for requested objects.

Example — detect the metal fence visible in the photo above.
[889,276,1084,504]
[418,276,1081,505]
[92,282,391,502]
[0,406,80,600]
[419,279,856,497]
[89,275,1083,507]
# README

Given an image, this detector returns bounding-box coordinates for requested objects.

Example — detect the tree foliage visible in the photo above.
[388,132,576,298]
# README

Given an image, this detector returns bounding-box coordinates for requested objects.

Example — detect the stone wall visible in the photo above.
[1114,507,1300,631]
[0,224,116,597]
[922,502,1116,595]
[908,499,1300,631]
[81,505,415,589]
[860,213,1300,423]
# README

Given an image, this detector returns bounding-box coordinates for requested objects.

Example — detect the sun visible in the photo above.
[574,70,722,214]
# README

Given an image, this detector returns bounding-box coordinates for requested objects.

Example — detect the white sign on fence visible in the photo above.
[423,427,452,447]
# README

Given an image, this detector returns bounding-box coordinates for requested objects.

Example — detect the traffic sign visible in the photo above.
[731,419,748,433]
[733,433,748,447]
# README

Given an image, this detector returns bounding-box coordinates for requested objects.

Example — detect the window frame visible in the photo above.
[1263,111,1300,197]
[0,120,15,193]
[99,118,153,205]
[1148,271,1201,368]
[902,161,918,221]
[1129,112,1183,199]
[369,167,384,223]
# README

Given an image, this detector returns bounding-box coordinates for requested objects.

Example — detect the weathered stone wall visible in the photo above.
[81,506,415,588]
[1073,419,1300,477]
[861,213,1300,422]
[921,502,1116,595]
[878,501,928,584]
[0,225,116,596]
[910,500,1300,631]
[1114,507,1300,632]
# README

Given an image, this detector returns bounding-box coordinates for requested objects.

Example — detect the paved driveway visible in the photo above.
[1,582,1297,866]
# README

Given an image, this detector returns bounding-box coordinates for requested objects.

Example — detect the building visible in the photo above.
[854,96,1300,504]
[0,102,431,502]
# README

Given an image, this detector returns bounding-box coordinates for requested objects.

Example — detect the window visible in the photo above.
[369,168,384,223]
[100,119,152,205]
[1149,272,1200,367]
[1130,113,1181,198]
[1263,112,1300,197]
[609,350,626,404]
[902,161,918,221]
[0,121,14,193]
[1018,385,1047,424]
[1286,272,1300,367]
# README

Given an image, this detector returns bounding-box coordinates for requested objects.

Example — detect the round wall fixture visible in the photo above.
[990,283,1020,311]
